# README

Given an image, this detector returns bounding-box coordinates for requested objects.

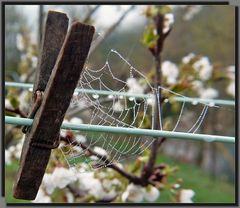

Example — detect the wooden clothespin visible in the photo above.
[13,10,95,200]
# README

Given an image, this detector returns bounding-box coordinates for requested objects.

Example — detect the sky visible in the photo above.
[21,5,145,29]
[16,5,146,43]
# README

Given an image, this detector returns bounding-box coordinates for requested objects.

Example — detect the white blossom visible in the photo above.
[60,129,67,138]
[182,53,195,64]
[42,174,56,194]
[173,183,181,189]
[193,57,212,81]
[122,183,144,203]
[226,65,235,97]
[90,155,99,161]
[88,180,115,199]
[191,80,204,94]
[31,56,38,68]
[162,61,179,85]
[183,6,202,20]
[75,135,87,143]
[70,117,83,124]
[115,162,124,169]
[102,178,121,190]
[179,189,195,203]
[8,146,15,154]
[6,137,24,161]
[102,179,112,190]
[113,101,124,112]
[90,146,107,160]
[16,33,24,51]
[163,13,174,34]
[226,81,235,97]
[77,171,95,191]
[93,146,107,156]
[127,78,145,94]
[19,91,30,110]
[5,150,12,165]
[77,172,105,199]
[226,65,235,78]
[20,74,28,82]
[144,186,160,202]
[32,188,52,203]
[13,138,24,159]
[51,167,77,189]
[65,191,74,203]
[147,96,155,106]
[72,145,83,153]
[200,88,218,99]
[5,99,12,109]
[88,178,105,199]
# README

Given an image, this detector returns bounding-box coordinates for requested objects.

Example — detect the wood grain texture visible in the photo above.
[13,21,95,200]
[33,10,69,93]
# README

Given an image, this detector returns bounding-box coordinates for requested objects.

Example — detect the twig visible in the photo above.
[141,12,172,184]
[83,5,100,23]
[89,6,135,55]
[5,107,27,118]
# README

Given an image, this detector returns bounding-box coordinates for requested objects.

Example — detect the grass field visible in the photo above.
[5,154,235,203]
[154,154,235,203]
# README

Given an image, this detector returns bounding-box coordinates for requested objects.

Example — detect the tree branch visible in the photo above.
[5,107,27,118]
[141,12,172,184]
[83,5,100,23]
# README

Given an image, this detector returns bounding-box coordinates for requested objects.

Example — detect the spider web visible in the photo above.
[59,43,228,172]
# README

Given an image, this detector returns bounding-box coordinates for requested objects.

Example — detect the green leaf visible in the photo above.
[142,25,159,49]
[143,148,151,158]
[212,70,229,81]
[145,6,172,17]
[9,96,20,109]
[155,5,172,15]
[170,81,190,93]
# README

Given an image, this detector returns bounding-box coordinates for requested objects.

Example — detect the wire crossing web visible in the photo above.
[59,43,231,172]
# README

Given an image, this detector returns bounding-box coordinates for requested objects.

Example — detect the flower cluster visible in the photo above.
[33,163,123,203]
[181,53,219,99]
[121,183,160,203]
[16,30,38,81]
[192,56,212,81]
[178,189,195,203]
[126,77,146,94]
[162,61,179,85]
[192,80,218,99]
[226,65,235,97]
[5,136,24,165]
[163,13,174,34]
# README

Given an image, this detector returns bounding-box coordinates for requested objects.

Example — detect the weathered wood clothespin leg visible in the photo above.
[23,10,69,133]
[13,11,95,200]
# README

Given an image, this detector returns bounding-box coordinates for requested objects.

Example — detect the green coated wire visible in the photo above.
[5,81,235,107]
[5,116,235,143]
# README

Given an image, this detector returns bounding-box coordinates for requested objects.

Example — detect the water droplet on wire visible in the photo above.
[209,102,215,107]
[129,97,134,101]
[92,94,99,99]
[108,95,114,99]
[192,100,198,105]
